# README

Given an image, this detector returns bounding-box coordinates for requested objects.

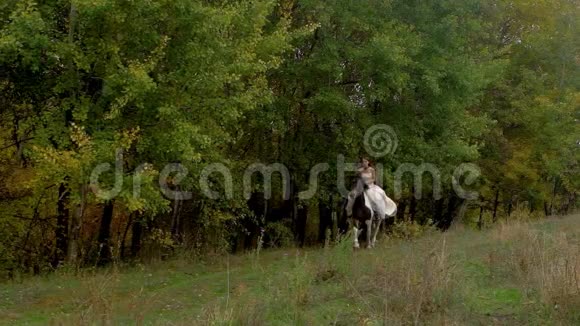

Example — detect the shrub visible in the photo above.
[390,219,437,240]
[264,220,294,248]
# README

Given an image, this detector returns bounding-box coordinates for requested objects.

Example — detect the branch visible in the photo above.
[0,137,34,151]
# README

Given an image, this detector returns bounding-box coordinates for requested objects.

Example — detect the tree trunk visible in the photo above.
[12,114,26,167]
[120,213,134,260]
[96,201,114,266]
[396,199,407,223]
[318,195,333,243]
[170,193,182,243]
[548,178,557,216]
[434,198,444,225]
[331,197,339,241]
[561,192,576,214]
[478,205,484,230]
[67,184,86,265]
[130,217,143,259]
[296,205,308,247]
[409,192,417,222]
[264,198,269,222]
[53,182,69,268]
[441,194,459,230]
[492,189,500,223]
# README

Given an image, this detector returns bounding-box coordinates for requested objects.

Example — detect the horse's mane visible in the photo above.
[351,176,366,195]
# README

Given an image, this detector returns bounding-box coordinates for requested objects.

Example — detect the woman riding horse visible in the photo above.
[346,157,380,216]
[346,157,397,248]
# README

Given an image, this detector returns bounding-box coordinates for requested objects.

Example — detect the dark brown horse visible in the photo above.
[345,177,374,248]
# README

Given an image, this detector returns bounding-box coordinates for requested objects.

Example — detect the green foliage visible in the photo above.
[390,219,438,240]
[264,220,294,248]
[0,0,578,274]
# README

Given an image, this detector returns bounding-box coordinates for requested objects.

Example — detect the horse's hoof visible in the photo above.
[353,243,360,249]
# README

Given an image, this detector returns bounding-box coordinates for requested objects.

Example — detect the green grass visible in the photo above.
[1,215,579,325]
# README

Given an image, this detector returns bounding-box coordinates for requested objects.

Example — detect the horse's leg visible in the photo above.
[353,220,360,249]
[372,218,383,247]
[365,219,372,249]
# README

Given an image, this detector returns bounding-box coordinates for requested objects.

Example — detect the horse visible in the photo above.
[346,177,397,249]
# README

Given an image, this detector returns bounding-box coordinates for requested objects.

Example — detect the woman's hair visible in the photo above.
[360,157,371,166]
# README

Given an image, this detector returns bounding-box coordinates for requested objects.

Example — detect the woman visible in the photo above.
[346,157,396,218]
[358,157,375,188]
[345,157,376,216]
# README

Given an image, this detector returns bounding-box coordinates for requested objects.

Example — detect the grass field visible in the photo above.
[1,215,579,325]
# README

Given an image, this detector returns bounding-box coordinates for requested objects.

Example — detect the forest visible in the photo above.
[0,0,578,278]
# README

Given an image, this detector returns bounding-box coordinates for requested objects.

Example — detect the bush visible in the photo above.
[390,219,437,240]
[264,220,294,248]
[509,204,544,222]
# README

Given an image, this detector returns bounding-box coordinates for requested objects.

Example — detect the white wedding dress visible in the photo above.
[346,168,397,219]
[364,184,397,219]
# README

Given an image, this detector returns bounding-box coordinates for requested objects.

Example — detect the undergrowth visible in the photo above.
[1,215,579,325]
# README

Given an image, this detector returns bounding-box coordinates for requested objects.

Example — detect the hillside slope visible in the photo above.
[1,215,579,325]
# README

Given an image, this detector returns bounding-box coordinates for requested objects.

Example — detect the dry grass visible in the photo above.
[491,219,580,320]
[50,273,149,325]
[1,215,579,325]
[375,237,456,325]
